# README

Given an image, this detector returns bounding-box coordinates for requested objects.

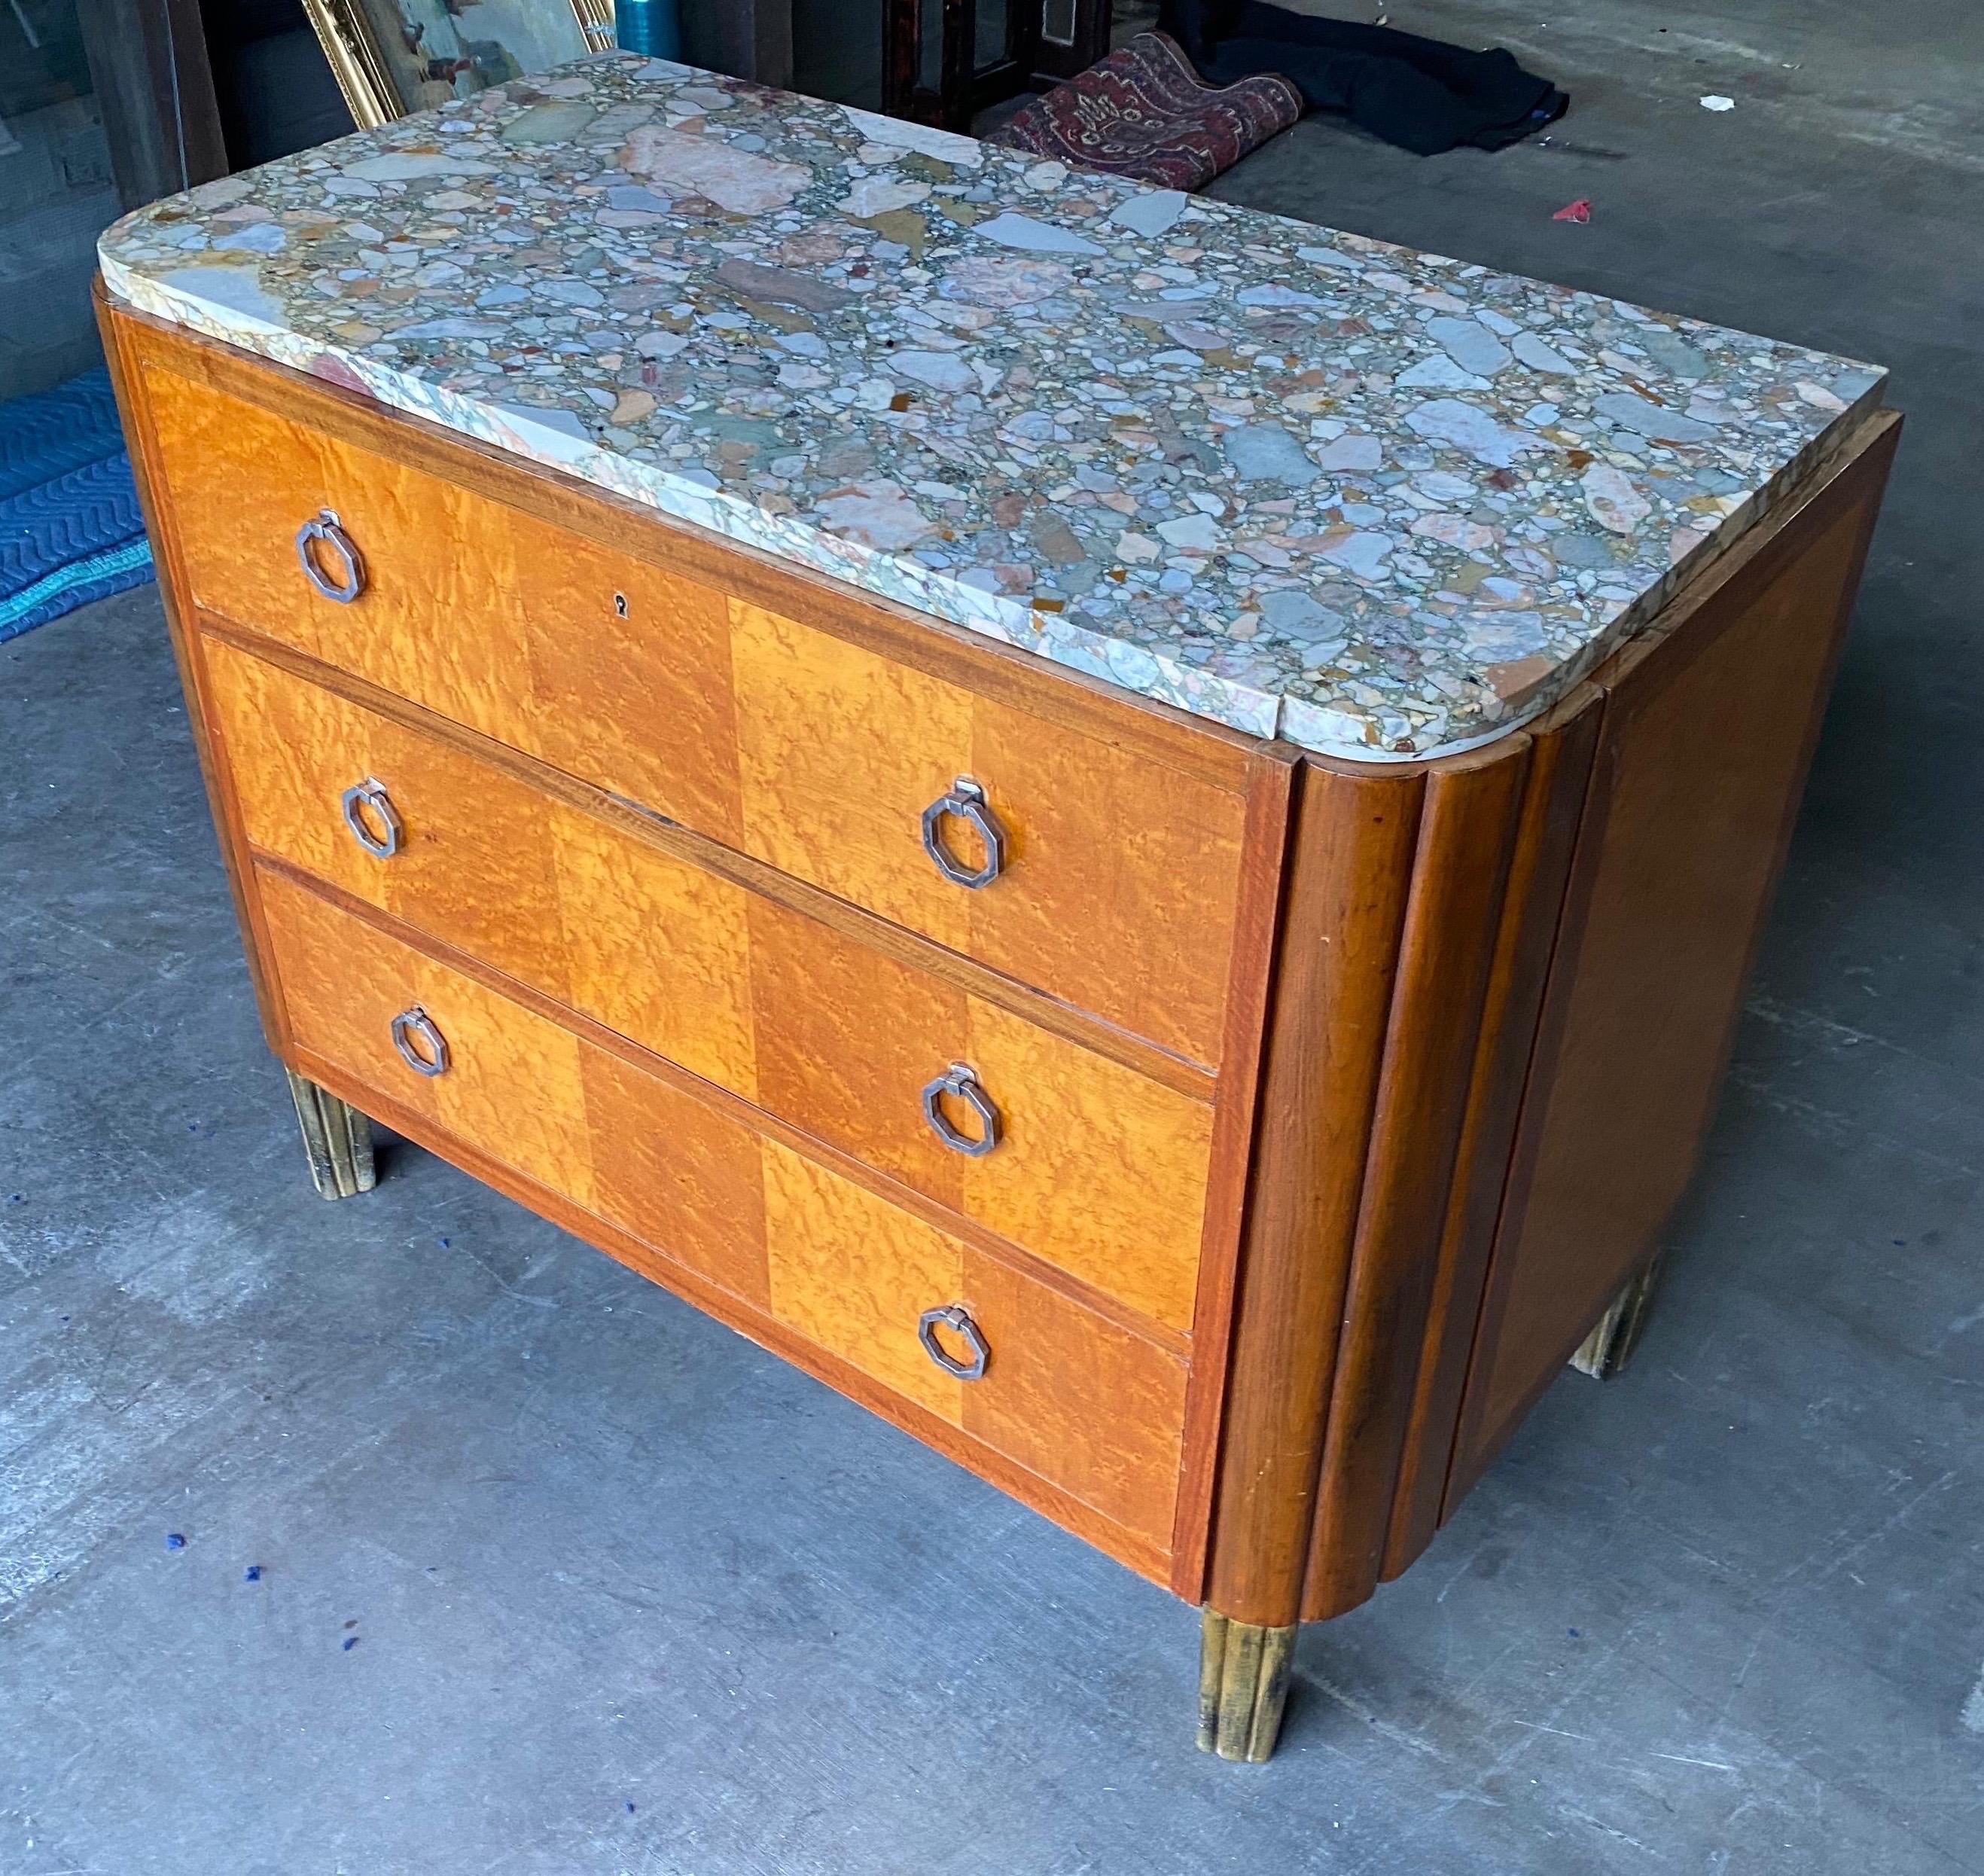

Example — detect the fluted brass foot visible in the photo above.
[286,1069,376,1200]
[1570,1254,1661,1380]
[1197,1609,1297,1762]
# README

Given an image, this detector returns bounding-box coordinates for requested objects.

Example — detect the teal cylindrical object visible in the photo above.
[615,0,682,59]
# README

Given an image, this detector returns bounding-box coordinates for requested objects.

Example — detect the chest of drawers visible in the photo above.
[97,56,1895,1759]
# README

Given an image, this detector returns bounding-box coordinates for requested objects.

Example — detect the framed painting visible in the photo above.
[301,0,617,128]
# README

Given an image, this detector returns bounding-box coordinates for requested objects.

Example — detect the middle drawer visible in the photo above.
[203,633,1212,1334]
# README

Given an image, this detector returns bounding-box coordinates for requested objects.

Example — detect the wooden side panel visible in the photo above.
[201,635,1211,1330]
[255,866,1190,1574]
[1201,412,1898,1627]
[1202,762,1425,1629]
[729,599,1248,1066]
[1446,415,1900,1505]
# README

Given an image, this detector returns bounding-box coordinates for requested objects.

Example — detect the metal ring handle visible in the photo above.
[920,776,1006,890]
[922,1061,1002,1158]
[918,1304,989,1381]
[295,508,365,604]
[340,779,401,859]
[389,1005,450,1078]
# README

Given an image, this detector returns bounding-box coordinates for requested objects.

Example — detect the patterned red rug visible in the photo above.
[986,31,1302,191]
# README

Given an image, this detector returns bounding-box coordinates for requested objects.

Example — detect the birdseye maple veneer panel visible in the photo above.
[257,869,1190,1560]
[202,632,1215,1335]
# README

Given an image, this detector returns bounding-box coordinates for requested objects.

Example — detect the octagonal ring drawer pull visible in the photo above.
[918,1304,989,1381]
[920,776,1006,890]
[922,1061,1002,1158]
[340,778,401,859]
[389,1005,450,1077]
[295,508,365,604]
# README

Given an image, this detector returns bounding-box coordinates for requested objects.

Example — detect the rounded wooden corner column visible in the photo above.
[1200,756,1430,1632]
[1186,752,1443,1765]
[1192,719,1581,1752]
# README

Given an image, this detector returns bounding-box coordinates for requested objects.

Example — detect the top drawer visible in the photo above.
[140,361,1252,1067]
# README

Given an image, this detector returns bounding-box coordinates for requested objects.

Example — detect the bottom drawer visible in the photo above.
[254,867,1189,1564]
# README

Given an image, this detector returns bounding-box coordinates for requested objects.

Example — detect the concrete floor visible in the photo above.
[5,2,1983,1869]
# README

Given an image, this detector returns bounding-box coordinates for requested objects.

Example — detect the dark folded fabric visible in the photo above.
[1160,0,1567,156]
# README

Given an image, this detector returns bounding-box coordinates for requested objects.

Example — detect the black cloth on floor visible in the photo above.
[1157,0,1568,156]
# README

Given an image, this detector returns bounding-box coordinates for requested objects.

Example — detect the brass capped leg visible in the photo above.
[1197,1609,1297,1762]
[1570,1254,1662,1380]
[286,1069,376,1200]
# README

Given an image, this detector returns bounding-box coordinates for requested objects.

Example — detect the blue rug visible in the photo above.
[0,367,154,644]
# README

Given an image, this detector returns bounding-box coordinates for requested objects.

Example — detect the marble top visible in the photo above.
[100,53,1884,760]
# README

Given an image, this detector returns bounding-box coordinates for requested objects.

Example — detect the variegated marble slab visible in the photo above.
[99,52,1883,759]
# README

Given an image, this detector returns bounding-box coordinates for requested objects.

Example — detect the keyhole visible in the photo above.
[613,591,629,618]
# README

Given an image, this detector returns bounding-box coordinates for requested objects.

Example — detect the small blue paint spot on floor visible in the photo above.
[164,1533,187,1551]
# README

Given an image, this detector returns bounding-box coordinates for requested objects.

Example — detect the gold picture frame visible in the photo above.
[302,0,617,130]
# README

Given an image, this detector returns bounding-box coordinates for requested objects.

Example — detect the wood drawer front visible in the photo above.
[206,637,1213,1332]
[257,869,1190,1556]
[144,365,1248,1068]
[142,366,745,846]
[726,602,1245,1069]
